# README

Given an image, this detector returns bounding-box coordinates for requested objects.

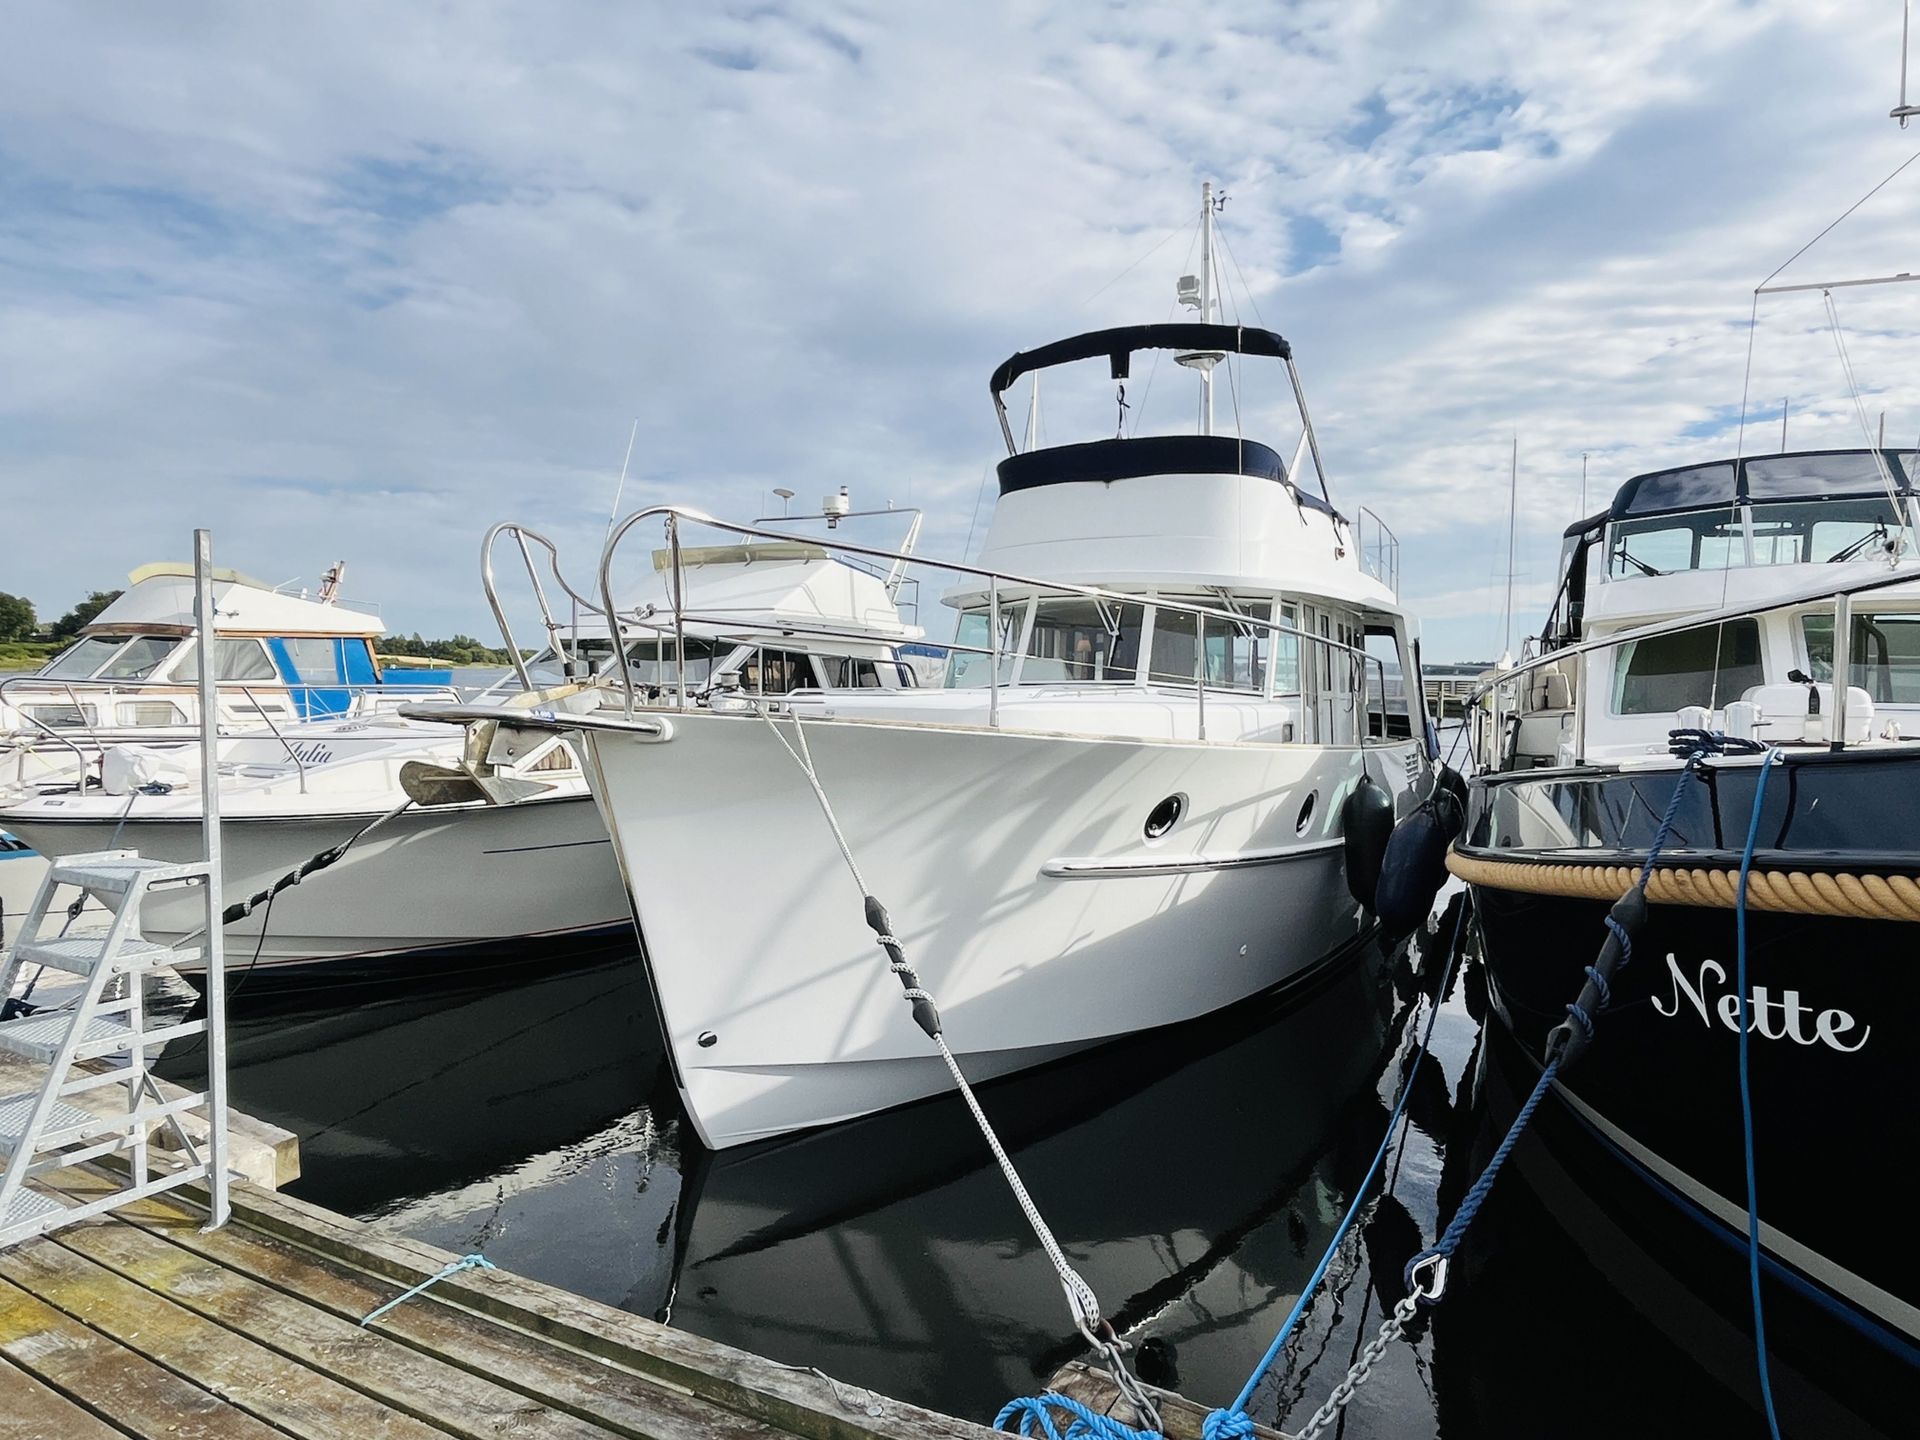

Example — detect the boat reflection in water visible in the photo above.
[171,926,1456,1412]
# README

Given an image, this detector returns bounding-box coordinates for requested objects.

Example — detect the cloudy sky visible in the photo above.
[6,1,1920,660]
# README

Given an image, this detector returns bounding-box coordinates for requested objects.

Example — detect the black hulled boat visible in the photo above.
[1454,448,1920,1434]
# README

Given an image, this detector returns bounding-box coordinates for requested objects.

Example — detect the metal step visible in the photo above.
[1,1187,64,1233]
[11,935,182,976]
[47,854,208,894]
[0,1012,135,1063]
[0,1092,114,1158]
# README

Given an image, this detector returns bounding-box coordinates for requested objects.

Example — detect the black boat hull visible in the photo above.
[1459,757,1920,1432]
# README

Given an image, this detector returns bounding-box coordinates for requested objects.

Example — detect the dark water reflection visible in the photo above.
[158,897,1762,1435]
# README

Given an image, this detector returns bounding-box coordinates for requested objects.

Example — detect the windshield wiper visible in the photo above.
[1614,550,1665,578]
[1825,523,1890,564]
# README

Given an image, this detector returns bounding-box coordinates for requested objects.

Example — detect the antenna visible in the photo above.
[772,487,794,517]
[1579,452,1588,516]
[605,419,639,540]
[1897,1,1920,126]
[1781,395,1790,451]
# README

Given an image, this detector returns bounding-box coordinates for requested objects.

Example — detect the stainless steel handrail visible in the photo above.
[594,504,1401,744]
[237,686,307,795]
[480,522,612,690]
[1468,556,1920,706]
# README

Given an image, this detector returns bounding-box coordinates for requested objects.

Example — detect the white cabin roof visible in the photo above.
[87,567,386,638]
[634,543,919,641]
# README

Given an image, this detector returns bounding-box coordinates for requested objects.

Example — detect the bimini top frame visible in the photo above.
[985,322,1333,507]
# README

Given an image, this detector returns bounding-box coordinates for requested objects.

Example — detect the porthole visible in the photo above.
[1295,791,1318,835]
[1144,794,1185,840]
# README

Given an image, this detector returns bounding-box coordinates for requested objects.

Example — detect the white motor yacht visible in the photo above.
[436,195,1438,1147]
[0,537,925,988]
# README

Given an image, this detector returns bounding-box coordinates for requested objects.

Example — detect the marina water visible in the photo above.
[156,884,1778,1437]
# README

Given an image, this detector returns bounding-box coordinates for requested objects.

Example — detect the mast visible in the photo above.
[1502,436,1518,665]
[1200,180,1216,435]
[1024,374,1041,451]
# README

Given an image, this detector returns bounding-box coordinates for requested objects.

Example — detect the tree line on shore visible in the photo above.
[0,589,516,665]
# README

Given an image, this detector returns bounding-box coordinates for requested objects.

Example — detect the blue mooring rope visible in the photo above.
[994,902,1473,1440]
[992,749,1726,1440]
[1736,753,1786,1440]
[359,1253,496,1327]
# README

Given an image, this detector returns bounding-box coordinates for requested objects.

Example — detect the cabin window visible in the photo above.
[623,637,725,687]
[1271,603,1302,696]
[1023,599,1143,684]
[739,647,816,695]
[96,637,178,681]
[40,636,128,679]
[820,656,886,688]
[175,639,279,683]
[23,703,97,728]
[1612,620,1764,714]
[118,701,188,726]
[945,607,1021,688]
[1803,612,1920,704]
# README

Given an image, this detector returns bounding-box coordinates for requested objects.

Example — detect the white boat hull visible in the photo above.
[3,796,630,981]
[0,838,48,949]
[578,708,1424,1148]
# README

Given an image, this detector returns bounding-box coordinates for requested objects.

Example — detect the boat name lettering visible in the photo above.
[1651,954,1868,1052]
[288,742,334,765]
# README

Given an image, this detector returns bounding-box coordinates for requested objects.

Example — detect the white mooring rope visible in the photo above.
[751,702,1163,1432]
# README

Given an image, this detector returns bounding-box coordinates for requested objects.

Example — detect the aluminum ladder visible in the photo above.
[0,850,223,1246]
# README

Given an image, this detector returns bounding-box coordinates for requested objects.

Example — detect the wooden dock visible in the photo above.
[0,1166,995,1440]
[1042,1363,1283,1440]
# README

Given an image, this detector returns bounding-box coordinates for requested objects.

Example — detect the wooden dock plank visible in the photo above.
[0,1274,279,1440]
[0,1238,447,1440]
[52,1214,628,1440]
[170,1175,994,1440]
[0,1355,129,1440]
[59,1175,785,1440]
[0,1051,298,1190]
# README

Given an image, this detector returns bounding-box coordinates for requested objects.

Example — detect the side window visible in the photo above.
[178,639,280,682]
[741,648,814,695]
[279,637,346,684]
[1147,607,1198,686]
[1272,604,1301,695]
[821,656,884,688]
[1613,620,1764,714]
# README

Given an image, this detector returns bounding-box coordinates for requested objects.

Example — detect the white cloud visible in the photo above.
[1,0,1916,663]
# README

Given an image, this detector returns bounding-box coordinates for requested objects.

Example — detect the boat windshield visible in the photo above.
[945,609,1019,687]
[39,635,129,679]
[39,634,181,681]
[1022,599,1143,683]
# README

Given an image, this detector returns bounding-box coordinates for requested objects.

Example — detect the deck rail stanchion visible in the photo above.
[1831,591,1853,750]
[193,529,231,1230]
[1195,614,1206,742]
[239,685,307,794]
[989,577,1001,729]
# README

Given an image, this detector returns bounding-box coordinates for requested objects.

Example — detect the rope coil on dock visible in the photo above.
[1446,849,1920,922]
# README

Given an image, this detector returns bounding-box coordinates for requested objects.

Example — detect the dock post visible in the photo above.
[194,528,231,1229]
